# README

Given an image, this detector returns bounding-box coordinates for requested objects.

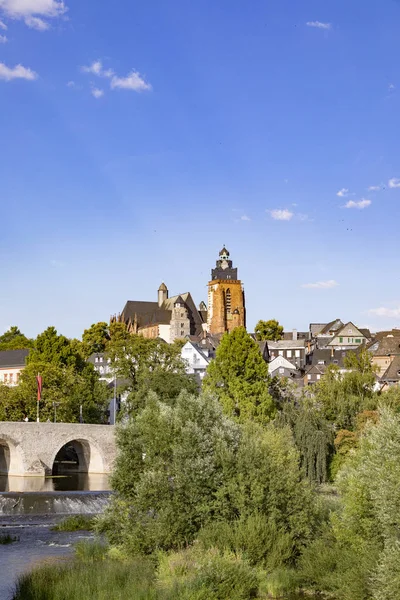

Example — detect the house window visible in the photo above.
[181,313,184,318]
[295,350,300,358]
[348,329,353,334]
[181,331,185,336]
[181,323,185,328]
[225,289,231,314]
[279,368,284,374]
[287,350,292,358]
[307,374,311,380]
[4,374,8,383]
[278,351,283,356]
[355,339,361,344]
[339,337,343,343]
[317,374,321,380]
[9,373,13,384]
[95,357,99,363]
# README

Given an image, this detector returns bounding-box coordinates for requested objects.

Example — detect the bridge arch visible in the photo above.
[0,436,24,475]
[50,438,105,475]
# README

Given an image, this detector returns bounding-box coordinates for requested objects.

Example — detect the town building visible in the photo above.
[267,332,307,370]
[0,349,30,386]
[181,341,211,383]
[267,355,301,380]
[366,332,400,377]
[207,247,246,336]
[114,285,207,344]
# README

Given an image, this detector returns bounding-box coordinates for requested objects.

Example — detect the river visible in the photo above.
[0,474,111,600]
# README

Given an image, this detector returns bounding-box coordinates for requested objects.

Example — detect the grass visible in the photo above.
[51,515,95,532]
[0,533,19,544]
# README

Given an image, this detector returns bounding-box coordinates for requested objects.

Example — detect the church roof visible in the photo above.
[158,282,168,291]
[219,246,229,256]
[121,292,206,335]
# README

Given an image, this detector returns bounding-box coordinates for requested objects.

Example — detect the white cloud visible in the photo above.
[389,83,395,91]
[25,15,49,30]
[0,33,6,42]
[388,177,400,189]
[306,21,331,30]
[337,188,350,197]
[368,185,382,192]
[0,62,37,81]
[368,306,400,319]
[0,0,66,30]
[67,80,75,87]
[0,18,7,29]
[302,280,339,289]
[269,209,294,221]
[82,60,104,76]
[81,59,152,93]
[344,199,371,209]
[91,87,104,99]
[240,215,251,221]
[110,70,151,92]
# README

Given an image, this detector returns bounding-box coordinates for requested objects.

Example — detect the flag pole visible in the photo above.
[36,373,42,423]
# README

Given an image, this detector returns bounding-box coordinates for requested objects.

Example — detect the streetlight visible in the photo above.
[53,402,60,423]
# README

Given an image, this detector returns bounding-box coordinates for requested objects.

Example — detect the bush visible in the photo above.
[51,515,95,532]
[13,558,157,600]
[198,514,294,570]
[157,547,259,600]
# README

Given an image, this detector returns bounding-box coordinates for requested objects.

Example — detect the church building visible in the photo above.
[207,247,246,336]
[113,247,246,342]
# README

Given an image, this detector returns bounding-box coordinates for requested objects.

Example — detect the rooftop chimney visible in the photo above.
[293,329,298,341]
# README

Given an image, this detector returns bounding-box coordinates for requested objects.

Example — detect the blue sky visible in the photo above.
[0,0,400,338]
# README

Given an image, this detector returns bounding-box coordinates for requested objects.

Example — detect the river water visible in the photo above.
[0,474,111,600]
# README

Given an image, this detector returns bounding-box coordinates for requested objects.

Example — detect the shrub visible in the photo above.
[51,515,95,532]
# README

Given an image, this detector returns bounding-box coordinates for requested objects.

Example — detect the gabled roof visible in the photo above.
[182,341,211,364]
[318,319,344,336]
[328,322,365,343]
[306,364,327,376]
[0,349,30,368]
[267,339,306,349]
[268,355,298,371]
[381,356,400,382]
[311,349,348,368]
[366,334,400,357]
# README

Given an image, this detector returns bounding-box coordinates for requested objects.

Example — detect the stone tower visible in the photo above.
[158,282,168,307]
[169,296,191,341]
[207,247,246,335]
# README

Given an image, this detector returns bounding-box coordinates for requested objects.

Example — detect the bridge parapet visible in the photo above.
[0,423,116,477]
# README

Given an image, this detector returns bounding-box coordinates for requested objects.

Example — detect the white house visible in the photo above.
[268,355,299,379]
[0,349,30,386]
[181,341,210,382]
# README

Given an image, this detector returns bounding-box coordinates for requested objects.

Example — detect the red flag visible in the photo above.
[36,375,42,402]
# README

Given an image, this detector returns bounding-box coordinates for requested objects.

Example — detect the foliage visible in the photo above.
[277,399,334,484]
[82,322,110,358]
[27,327,86,372]
[101,391,317,561]
[313,361,377,430]
[203,327,276,424]
[51,515,95,532]
[254,319,284,342]
[0,326,33,351]
[0,533,18,544]
[157,547,259,600]
[0,325,109,423]
[109,334,190,416]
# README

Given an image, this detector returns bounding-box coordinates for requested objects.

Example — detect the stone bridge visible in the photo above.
[0,423,117,477]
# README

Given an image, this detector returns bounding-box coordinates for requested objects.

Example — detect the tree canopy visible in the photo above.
[203,327,276,424]
[0,326,33,351]
[254,319,284,341]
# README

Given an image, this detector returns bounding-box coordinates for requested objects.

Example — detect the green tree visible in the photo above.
[28,326,86,372]
[277,399,334,484]
[101,390,317,558]
[108,334,189,416]
[0,326,33,351]
[82,322,110,357]
[15,361,109,423]
[203,327,276,424]
[254,319,284,341]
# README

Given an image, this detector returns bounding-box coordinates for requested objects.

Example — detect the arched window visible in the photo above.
[226,289,231,314]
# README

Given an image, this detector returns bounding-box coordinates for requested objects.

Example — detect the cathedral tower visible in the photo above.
[207,247,246,335]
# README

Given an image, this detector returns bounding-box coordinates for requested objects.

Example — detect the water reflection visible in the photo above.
[0,473,111,493]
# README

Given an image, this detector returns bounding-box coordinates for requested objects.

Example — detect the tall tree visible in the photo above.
[254,319,284,341]
[0,326,33,351]
[108,334,190,416]
[203,327,276,424]
[28,326,86,372]
[82,322,110,357]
